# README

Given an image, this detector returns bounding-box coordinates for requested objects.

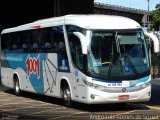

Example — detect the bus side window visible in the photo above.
[31,29,40,53]
[44,42,51,52]
[43,28,54,53]
[1,34,8,52]
[12,44,18,50]
[65,25,84,71]
[32,43,39,52]
[52,26,67,56]
[20,31,29,53]
[68,34,83,71]
[22,43,27,50]
[33,28,52,53]
[53,42,58,52]
[9,33,20,52]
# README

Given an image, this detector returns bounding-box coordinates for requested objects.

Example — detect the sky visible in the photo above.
[95,0,160,11]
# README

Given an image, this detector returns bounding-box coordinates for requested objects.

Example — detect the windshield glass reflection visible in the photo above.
[87,29,150,79]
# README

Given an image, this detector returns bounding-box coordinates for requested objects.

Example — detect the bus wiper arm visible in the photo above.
[115,32,123,76]
[124,54,139,76]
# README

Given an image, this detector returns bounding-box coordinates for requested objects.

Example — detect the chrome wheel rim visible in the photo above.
[15,81,19,93]
[64,88,71,101]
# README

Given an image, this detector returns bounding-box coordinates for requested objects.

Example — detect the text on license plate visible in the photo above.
[118,95,129,100]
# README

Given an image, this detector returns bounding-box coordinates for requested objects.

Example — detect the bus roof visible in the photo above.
[1,14,141,34]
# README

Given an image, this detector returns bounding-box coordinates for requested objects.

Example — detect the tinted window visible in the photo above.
[66,25,84,71]
[1,34,8,50]
[1,26,66,54]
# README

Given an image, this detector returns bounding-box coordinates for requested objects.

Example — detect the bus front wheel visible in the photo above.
[62,85,72,107]
[14,77,20,96]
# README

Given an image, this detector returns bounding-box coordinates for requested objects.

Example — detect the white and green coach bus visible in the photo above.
[1,15,159,107]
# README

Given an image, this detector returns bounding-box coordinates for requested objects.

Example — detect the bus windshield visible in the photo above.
[87,29,150,79]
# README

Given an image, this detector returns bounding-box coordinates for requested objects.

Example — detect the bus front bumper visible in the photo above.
[85,85,151,104]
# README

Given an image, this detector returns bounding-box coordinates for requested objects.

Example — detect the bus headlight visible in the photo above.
[93,85,106,91]
[141,81,151,88]
[83,79,93,87]
[83,79,106,90]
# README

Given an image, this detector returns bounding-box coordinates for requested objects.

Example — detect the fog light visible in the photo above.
[90,94,95,99]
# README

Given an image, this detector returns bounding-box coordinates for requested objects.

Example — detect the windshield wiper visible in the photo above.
[115,32,124,76]
[124,54,139,76]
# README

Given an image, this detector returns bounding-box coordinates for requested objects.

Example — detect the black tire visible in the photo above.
[62,85,72,107]
[14,77,20,96]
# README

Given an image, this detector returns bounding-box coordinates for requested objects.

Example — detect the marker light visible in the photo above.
[31,25,41,29]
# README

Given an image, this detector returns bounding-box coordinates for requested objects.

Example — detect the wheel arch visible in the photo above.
[13,72,21,89]
[60,77,73,100]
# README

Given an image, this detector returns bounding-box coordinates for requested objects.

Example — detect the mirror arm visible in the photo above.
[144,32,159,53]
[73,32,88,54]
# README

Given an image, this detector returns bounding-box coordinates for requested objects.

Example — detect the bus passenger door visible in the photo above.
[68,34,87,101]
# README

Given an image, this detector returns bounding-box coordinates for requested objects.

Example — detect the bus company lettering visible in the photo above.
[26,55,40,79]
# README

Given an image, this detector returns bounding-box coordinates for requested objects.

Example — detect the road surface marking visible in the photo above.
[49,112,88,120]
[0,94,10,96]
[0,99,34,107]
[0,92,9,94]
[1,103,49,112]
[111,110,138,119]
[0,97,21,102]
[145,105,160,111]
[26,107,66,115]
[0,93,15,96]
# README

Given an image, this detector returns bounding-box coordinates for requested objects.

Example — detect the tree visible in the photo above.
[150,3,160,31]
[149,4,160,78]
[151,53,158,78]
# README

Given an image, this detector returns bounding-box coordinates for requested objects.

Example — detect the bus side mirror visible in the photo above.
[73,32,88,54]
[144,32,159,53]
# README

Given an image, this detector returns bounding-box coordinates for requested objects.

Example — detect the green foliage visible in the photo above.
[151,53,158,67]
[150,3,160,30]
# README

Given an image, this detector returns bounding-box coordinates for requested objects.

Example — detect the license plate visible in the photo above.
[118,95,129,100]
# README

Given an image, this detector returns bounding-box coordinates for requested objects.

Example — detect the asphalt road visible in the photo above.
[0,79,160,120]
